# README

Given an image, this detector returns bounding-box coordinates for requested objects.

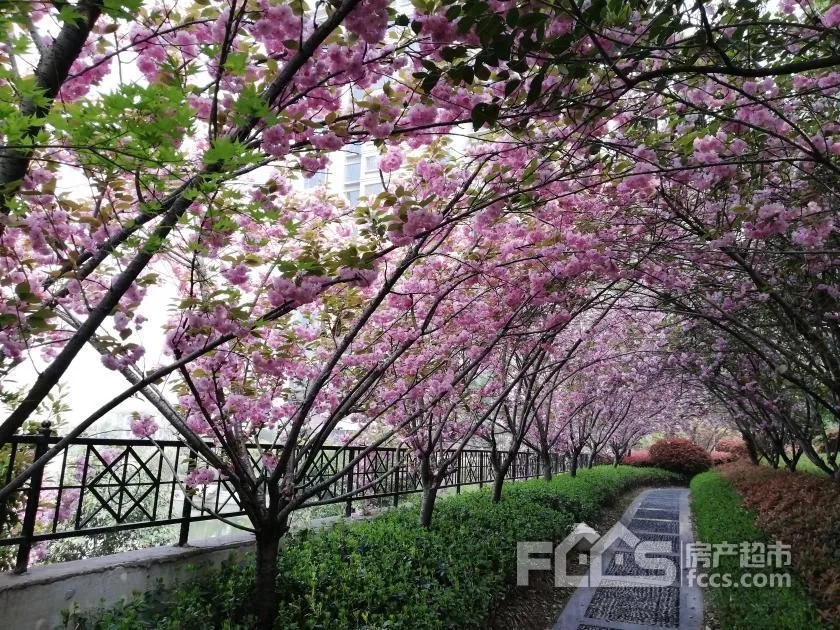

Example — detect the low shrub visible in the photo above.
[710,450,737,465]
[715,437,748,459]
[690,471,821,629]
[648,437,712,478]
[621,449,651,467]
[513,465,678,522]
[64,466,680,629]
[719,461,840,622]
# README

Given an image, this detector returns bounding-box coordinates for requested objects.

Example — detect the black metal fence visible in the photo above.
[0,422,584,573]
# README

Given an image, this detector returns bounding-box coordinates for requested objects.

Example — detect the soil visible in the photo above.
[486,485,655,630]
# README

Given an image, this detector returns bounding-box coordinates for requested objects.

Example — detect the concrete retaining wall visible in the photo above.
[0,534,255,630]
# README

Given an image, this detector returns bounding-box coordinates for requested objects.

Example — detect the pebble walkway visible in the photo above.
[553,488,703,630]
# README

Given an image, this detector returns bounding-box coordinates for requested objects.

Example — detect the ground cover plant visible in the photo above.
[62,466,678,629]
[621,450,652,467]
[718,461,840,623]
[690,471,821,629]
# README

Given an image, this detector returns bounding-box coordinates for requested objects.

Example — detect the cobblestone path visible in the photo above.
[553,488,703,630]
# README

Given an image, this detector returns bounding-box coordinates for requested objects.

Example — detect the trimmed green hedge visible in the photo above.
[65,466,679,629]
[690,472,821,629]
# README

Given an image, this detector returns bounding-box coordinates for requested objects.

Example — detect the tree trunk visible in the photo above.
[491,467,506,502]
[417,453,439,528]
[587,449,596,469]
[788,448,802,471]
[741,431,760,465]
[540,449,553,481]
[254,525,284,630]
[418,483,439,527]
[569,452,579,477]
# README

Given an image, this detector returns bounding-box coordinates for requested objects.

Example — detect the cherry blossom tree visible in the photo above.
[3,0,840,624]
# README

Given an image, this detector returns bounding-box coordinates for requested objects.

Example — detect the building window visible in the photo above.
[365,154,379,173]
[345,183,360,205]
[344,145,361,205]
[304,171,328,189]
[345,160,360,183]
[345,145,361,182]
[365,181,384,197]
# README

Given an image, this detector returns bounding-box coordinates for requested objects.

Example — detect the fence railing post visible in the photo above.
[455,451,462,494]
[178,448,197,546]
[14,421,51,574]
[393,448,400,508]
[345,448,355,518]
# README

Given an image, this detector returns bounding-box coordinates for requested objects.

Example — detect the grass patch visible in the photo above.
[690,471,822,629]
[795,457,830,476]
[64,466,679,629]
[756,455,832,477]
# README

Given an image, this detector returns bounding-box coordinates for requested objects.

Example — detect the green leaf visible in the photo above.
[421,72,440,93]
[506,7,519,27]
[142,234,164,254]
[519,12,546,29]
[440,45,467,63]
[14,281,31,299]
[102,0,143,19]
[526,71,545,105]
[470,102,499,131]
[203,139,243,166]
[226,51,248,76]
[234,85,271,120]
[504,79,521,96]
[57,4,84,25]
[476,14,504,47]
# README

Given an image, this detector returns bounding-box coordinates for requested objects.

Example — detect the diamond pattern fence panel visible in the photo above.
[0,423,576,572]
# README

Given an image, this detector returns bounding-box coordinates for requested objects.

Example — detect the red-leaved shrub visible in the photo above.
[710,450,737,465]
[648,437,712,477]
[720,461,840,622]
[621,450,651,467]
[716,437,748,459]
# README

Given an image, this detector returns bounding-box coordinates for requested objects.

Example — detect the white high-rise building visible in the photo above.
[302,142,386,206]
